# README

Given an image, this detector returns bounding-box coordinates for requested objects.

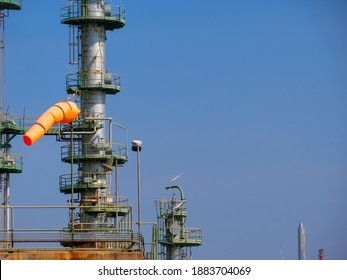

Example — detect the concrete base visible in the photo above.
[0,249,144,260]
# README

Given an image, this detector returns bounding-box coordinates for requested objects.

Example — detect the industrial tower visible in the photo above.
[298,222,306,260]
[155,185,202,260]
[58,0,141,253]
[0,1,202,260]
[0,0,143,260]
[0,0,22,249]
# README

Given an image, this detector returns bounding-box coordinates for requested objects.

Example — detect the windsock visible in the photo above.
[23,100,80,146]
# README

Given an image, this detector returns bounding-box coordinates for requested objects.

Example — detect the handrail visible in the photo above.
[157,227,202,245]
[0,152,22,171]
[61,141,128,162]
[0,205,139,250]
[61,3,125,23]
[0,229,141,247]
[66,72,121,92]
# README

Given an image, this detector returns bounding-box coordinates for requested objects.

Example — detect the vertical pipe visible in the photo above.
[5,173,9,231]
[10,205,13,247]
[0,10,6,241]
[115,159,118,229]
[0,10,4,113]
[136,148,141,249]
[70,124,74,239]
[4,131,10,236]
[3,176,6,230]
[3,173,10,248]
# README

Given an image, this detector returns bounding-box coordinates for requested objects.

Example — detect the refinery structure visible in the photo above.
[0,0,202,260]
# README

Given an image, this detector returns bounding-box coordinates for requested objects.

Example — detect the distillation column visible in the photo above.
[60,0,128,248]
[80,2,108,227]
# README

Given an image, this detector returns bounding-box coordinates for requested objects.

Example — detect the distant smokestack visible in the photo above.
[318,249,325,260]
[298,223,306,260]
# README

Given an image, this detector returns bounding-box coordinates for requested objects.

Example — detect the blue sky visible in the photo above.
[3,0,347,259]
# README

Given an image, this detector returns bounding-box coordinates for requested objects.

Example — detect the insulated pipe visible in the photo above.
[23,100,80,146]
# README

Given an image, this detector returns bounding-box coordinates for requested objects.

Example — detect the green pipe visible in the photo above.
[165,185,184,201]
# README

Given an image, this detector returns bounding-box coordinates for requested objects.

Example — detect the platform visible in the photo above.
[0,0,21,11]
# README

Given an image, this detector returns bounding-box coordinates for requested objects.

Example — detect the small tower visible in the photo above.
[155,185,202,260]
[298,222,306,260]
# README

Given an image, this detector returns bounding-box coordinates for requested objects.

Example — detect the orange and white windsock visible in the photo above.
[23,100,80,146]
